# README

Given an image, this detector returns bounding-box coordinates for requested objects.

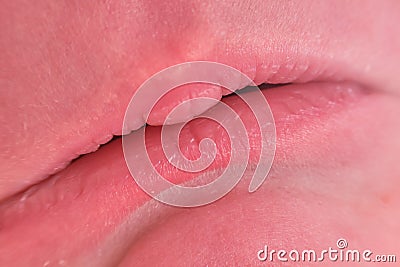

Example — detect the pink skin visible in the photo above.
[1,0,400,266]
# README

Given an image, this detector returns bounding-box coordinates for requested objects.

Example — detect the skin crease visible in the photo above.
[0,0,400,266]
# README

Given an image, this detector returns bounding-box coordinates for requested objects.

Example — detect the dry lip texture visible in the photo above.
[2,80,394,266]
[0,50,383,201]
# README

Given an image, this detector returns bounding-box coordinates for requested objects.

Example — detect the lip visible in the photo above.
[0,50,381,201]
[0,36,390,200]
[2,78,395,266]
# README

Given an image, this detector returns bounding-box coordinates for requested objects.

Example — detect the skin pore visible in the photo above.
[1,1,400,266]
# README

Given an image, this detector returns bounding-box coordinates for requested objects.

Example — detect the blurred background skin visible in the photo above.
[0,1,400,266]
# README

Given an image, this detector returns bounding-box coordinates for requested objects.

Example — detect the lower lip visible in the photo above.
[0,81,392,265]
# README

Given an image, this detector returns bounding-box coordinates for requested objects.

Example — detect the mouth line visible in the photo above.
[0,78,361,204]
[62,83,285,173]
[1,42,387,202]
[2,81,282,202]
[77,84,285,155]
[1,76,389,266]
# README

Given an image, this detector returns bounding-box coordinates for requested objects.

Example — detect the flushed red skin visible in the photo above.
[1,1,400,266]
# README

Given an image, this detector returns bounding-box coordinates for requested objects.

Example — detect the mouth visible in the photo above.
[1,2,400,264]
[2,54,399,266]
